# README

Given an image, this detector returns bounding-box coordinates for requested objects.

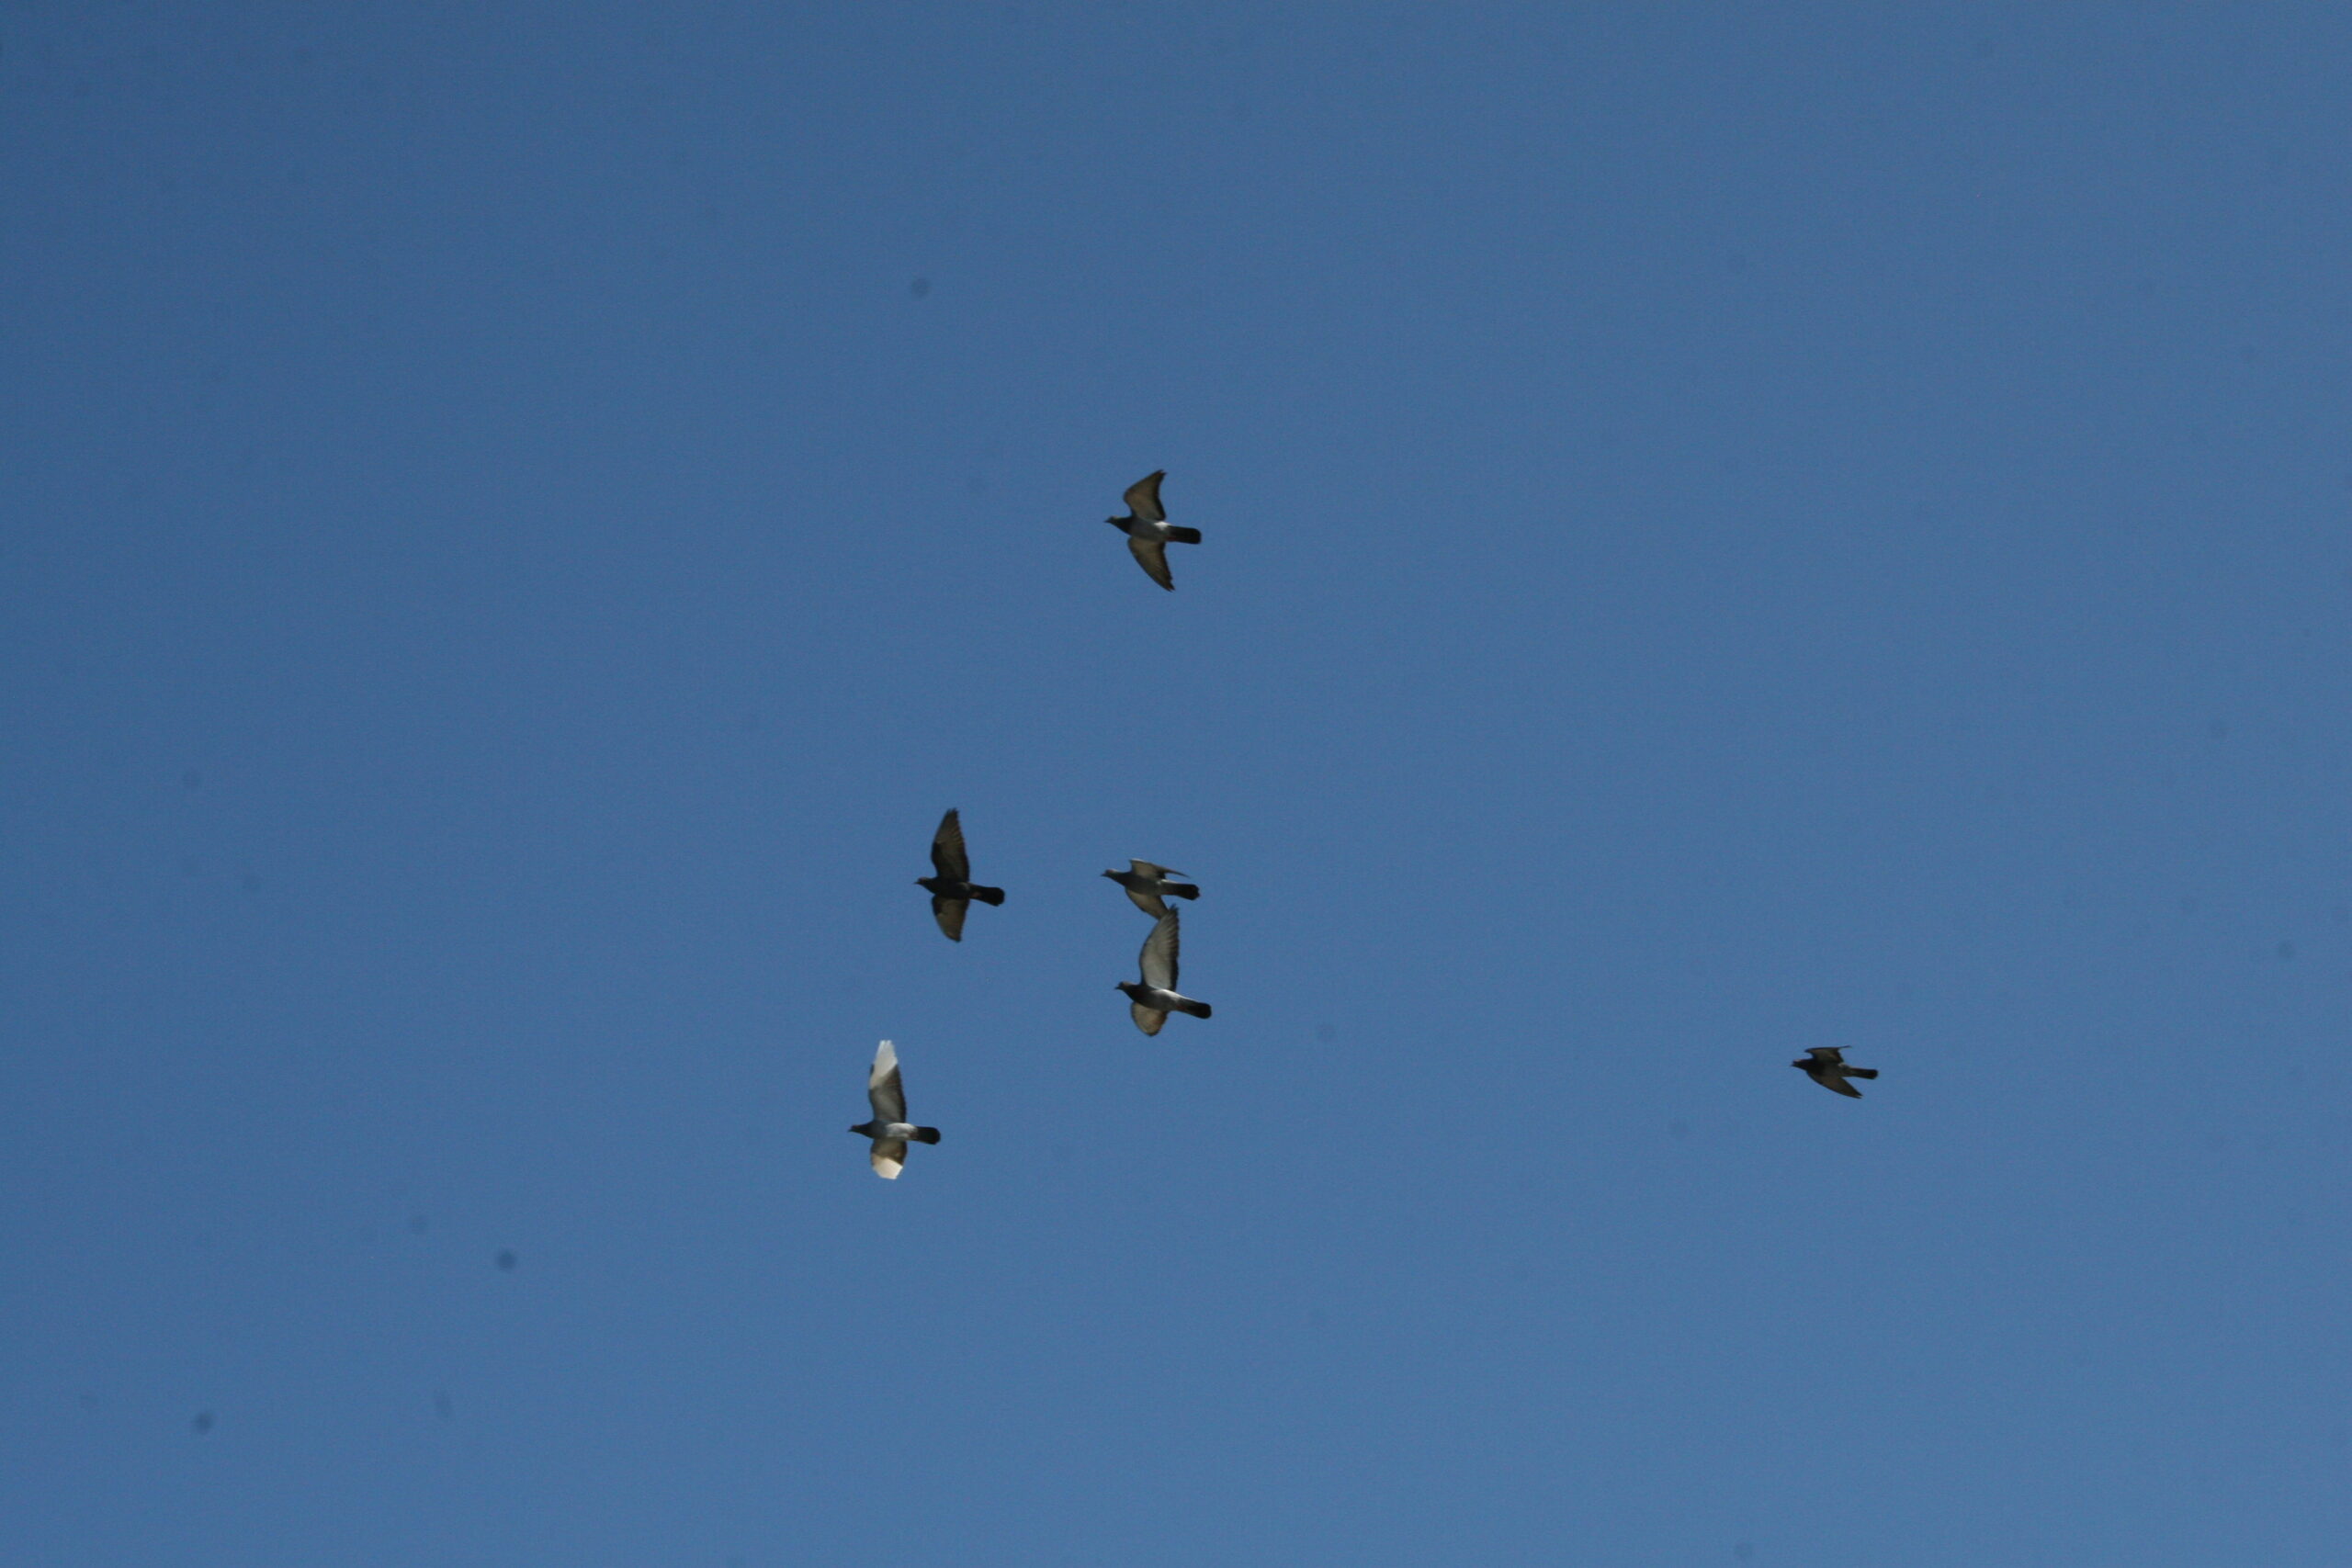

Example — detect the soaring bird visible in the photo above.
[915,808,1004,941]
[850,1039,941,1179]
[1117,910,1213,1035]
[1101,859,1201,919]
[1792,1046,1880,1099]
[1104,470,1201,592]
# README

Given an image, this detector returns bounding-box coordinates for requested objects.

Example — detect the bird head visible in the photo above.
[1104,515,1125,528]
[1790,1058,1810,1071]
[1100,869,1118,880]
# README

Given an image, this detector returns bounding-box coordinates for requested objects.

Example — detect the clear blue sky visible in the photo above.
[6,5,2351,1563]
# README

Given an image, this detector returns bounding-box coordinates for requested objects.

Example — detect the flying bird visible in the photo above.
[915,808,1003,941]
[1117,910,1213,1035]
[1792,1046,1880,1099]
[1101,859,1201,919]
[850,1039,942,1179]
[1104,470,1202,592]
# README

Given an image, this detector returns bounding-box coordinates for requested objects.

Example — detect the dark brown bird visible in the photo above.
[1792,1046,1879,1099]
[1100,859,1201,919]
[1103,470,1202,592]
[914,808,1004,941]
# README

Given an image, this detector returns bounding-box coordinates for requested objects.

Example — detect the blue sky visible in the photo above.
[6,4,2352,1563]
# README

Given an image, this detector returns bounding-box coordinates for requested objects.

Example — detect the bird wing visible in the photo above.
[1139,911,1181,989]
[1124,885,1170,919]
[929,808,971,881]
[1804,1046,1846,1065]
[1130,860,1185,879]
[1127,535,1175,591]
[1823,1074,1863,1099]
[868,1040,909,1123]
[931,896,968,942]
[870,1140,908,1179]
[1123,470,1167,523]
[1130,999,1168,1036]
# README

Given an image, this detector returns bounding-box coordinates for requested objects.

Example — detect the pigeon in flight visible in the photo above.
[1792,1046,1880,1099]
[1117,910,1213,1035]
[1104,470,1202,592]
[915,808,1004,942]
[1101,859,1201,919]
[850,1039,942,1179]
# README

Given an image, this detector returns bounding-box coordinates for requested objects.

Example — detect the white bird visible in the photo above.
[1116,910,1214,1035]
[848,1040,942,1178]
[1103,470,1202,592]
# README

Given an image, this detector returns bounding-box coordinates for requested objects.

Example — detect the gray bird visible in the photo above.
[1100,858,1201,919]
[1104,470,1202,592]
[1116,910,1213,1035]
[1792,1046,1880,1099]
[849,1039,942,1179]
[915,808,1004,942]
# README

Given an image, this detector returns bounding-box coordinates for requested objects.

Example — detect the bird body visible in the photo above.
[1104,470,1202,591]
[851,1039,943,1179]
[1117,910,1213,1034]
[1101,859,1202,919]
[916,808,1004,941]
[1792,1046,1880,1099]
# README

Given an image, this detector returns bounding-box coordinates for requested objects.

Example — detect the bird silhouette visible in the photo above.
[1117,910,1213,1034]
[1104,470,1202,591]
[1100,858,1201,919]
[915,808,1004,941]
[1792,1046,1880,1099]
[850,1040,942,1179]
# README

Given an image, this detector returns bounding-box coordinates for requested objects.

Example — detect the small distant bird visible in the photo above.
[1792,1046,1880,1099]
[915,807,1003,941]
[850,1039,942,1179]
[1117,910,1213,1035]
[1104,470,1202,592]
[1101,858,1201,919]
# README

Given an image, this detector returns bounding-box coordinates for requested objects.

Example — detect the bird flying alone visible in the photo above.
[851,1039,942,1179]
[1101,858,1201,919]
[1104,470,1202,592]
[1792,1046,1880,1099]
[1117,909,1213,1035]
[916,807,1004,941]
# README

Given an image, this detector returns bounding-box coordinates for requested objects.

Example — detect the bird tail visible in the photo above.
[910,1127,942,1145]
[1166,526,1203,545]
[1170,998,1213,1019]
[1846,1067,1878,1079]
[970,886,1006,905]
[1166,883,1200,900]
